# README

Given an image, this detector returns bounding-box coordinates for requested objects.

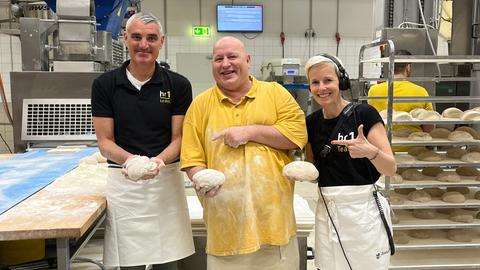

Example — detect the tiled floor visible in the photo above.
[70,182,319,270]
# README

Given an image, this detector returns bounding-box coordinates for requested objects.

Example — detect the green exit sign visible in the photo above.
[192,26,210,37]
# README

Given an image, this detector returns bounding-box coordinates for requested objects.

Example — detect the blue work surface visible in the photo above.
[0,148,98,214]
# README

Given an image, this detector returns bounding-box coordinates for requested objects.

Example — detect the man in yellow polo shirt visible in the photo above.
[180,36,307,270]
[368,50,433,150]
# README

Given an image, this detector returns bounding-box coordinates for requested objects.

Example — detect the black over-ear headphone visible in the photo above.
[319,53,351,91]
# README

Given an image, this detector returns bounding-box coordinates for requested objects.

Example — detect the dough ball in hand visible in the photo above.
[126,156,158,181]
[192,169,226,189]
[283,161,319,182]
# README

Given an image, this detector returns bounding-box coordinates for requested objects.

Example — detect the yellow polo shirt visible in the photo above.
[180,77,307,256]
[368,81,433,151]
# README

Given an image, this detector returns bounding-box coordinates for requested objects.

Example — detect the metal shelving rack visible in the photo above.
[359,40,480,270]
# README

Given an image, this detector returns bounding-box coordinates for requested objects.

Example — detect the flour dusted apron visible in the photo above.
[315,184,391,270]
[103,162,194,267]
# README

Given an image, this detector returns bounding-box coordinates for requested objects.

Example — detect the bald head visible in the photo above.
[213,36,246,55]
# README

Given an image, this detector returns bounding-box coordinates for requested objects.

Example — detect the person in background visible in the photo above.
[304,54,396,270]
[368,49,434,136]
[180,36,307,270]
[91,12,194,269]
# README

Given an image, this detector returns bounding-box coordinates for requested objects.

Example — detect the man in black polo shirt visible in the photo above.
[91,12,194,269]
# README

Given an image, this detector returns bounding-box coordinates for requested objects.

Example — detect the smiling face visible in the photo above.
[124,18,164,66]
[308,62,341,108]
[211,37,251,94]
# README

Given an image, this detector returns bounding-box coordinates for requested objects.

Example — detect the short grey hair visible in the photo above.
[125,12,163,34]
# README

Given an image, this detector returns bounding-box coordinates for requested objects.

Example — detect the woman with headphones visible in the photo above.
[304,54,396,270]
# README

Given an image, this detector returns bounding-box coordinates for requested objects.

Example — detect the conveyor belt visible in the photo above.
[0,147,98,214]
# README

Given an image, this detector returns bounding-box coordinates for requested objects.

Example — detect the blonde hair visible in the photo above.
[304,55,341,80]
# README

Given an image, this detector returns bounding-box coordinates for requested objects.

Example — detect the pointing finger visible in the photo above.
[211,129,227,141]
[331,139,354,146]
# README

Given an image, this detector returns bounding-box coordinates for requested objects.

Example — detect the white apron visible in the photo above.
[315,184,391,270]
[103,162,194,267]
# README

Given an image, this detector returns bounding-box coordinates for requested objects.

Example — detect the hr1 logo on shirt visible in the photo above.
[159,90,171,103]
[336,131,354,153]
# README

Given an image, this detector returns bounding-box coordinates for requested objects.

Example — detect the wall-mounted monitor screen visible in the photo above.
[216,5,263,32]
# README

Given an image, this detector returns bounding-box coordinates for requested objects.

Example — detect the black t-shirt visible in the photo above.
[91,61,192,163]
[306,103,383,187]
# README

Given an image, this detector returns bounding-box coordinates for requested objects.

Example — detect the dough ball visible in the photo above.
[461,152,480,163]
[423,187,445,198]
[126,156,158,181]
[475,191,480,200]
[460,110,480,121]
[80,152,108,165]
[282,161,319,182]
[412,209,437,219]
[455,126,480,140]
[394,111,414,121]
[391,212,400,224]
[380,174,403,184]
[456,166,479,176]
[395,154,416,163]
[471,106,480,112]
[436,171,461,182]
[429,128,451,139]
[417,151,443,162]
[447,229,472,242]
[417,110,441,120]
[408,132,432,141]
[446,147,467,159]
[393,128,414,137]
[408,230,431,239]
[422,167,443,177]
[442,191,466,203]
[192,169,226,189]
[409,108,428,118]
[448,131,474,141]
[395,188,416,195]
[408,147,430,157]
[446,187,470,195]
[449,209,475,223]
[437,208,454,215]
[407,190,432,202]
[379,109,390,119]
[394,231,410,244]
[401,169,423,181]
[390,195,405,205]
[442,107,463,118]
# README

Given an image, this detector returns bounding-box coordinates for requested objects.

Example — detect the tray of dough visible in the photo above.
[389,179,480,189]
[395,153,480,168]
[391,137,480,147]
[384,119,478,125]
[395,229,480,250]
[390,194,480,210]
[389,249,480,269]
[392,210,480,230]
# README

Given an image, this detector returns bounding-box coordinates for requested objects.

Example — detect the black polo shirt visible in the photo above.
[91,61,192,163]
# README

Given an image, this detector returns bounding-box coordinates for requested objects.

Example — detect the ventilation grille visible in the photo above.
[22,99,96,141]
